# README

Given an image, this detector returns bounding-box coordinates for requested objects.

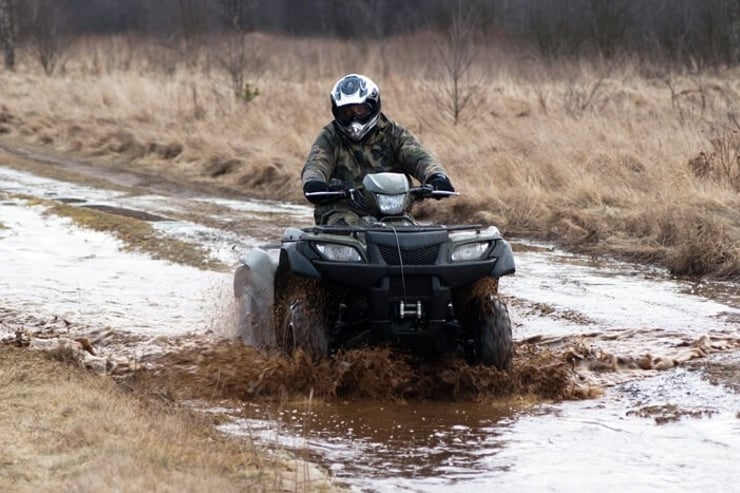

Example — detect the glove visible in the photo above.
[303,180,329,204]
[425,173,455,193]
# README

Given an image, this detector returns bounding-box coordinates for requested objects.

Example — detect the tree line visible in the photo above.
[1,0,739,71]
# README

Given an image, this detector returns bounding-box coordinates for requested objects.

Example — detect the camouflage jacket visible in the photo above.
[301,114,446,223]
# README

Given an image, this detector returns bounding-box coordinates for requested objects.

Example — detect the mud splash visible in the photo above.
[126,326,740,405]
[128,340,597,403]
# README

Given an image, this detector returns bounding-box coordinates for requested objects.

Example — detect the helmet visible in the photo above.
[330,74,381,141]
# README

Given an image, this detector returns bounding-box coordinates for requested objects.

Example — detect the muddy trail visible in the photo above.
[2,151,740,492]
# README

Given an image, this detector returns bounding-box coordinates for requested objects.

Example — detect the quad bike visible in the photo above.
[256,172,516,370]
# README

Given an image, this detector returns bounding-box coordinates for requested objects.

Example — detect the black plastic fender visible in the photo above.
[281,242,321,279]
[490,239,515,277]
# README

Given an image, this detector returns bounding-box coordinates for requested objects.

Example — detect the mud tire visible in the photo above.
[465,296,513,370]
[280,299,329,359]
[273,256,329,360]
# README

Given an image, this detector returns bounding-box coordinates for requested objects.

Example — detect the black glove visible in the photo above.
[303,180,329,204]
[425,173,455,193]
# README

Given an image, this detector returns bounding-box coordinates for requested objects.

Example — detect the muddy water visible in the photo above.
[212,366,740,492]
[1,165,739,492]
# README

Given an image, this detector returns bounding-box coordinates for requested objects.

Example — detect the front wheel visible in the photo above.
[273,256,330,360]
[279,299,329,360]
[466,296,513,370]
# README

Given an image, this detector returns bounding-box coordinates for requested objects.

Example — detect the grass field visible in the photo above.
[0,345,333,492]
[0,32,738,279]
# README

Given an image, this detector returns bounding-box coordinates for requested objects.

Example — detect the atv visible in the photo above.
[263,172,516,370]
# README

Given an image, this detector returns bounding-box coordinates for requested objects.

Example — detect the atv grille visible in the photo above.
[378,245,440,265]
[389,276,432,298]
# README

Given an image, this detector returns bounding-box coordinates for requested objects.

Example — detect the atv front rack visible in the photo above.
[303,224,484,235]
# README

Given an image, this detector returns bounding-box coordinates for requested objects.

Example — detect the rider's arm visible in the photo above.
[393,124,447,184]
[301,126,337,185]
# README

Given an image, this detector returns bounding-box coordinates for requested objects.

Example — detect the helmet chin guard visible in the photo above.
[343,116,380,141]
[330,74,381,141]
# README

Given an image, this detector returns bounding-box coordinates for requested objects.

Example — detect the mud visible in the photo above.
[690,354,740,393]
[626,403,718,424]
[125,341,597,404]
[2,316,593,405]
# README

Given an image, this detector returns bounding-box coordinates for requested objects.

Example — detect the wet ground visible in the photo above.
[1,161,739,492]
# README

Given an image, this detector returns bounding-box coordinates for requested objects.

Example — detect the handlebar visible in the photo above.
[304,190,348,200]
[410,185,459,199]
[305,185,459,202]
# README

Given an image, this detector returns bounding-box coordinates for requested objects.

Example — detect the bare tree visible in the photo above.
[25,0,64,75]
[215,0,264,101]
[588,0,630,59]
[178,0,207,59]
[0,0,15,69]
[434,0,484,125]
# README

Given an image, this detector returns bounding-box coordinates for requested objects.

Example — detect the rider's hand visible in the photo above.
[303,180,329,204]
[425,173,455,193]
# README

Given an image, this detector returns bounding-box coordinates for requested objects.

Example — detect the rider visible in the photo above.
[301,73,455,225]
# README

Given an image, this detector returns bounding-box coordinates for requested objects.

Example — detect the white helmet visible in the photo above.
[330,74,381,141]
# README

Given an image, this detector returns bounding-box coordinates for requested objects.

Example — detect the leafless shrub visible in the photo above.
[688,122,740,191]
[215,32,264,102]
[688,151,713,178]
[213,2,265,102]
[562,65,616,117]
[664,75,735,124]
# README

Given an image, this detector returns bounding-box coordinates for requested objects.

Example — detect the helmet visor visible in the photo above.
[336,104,373,125]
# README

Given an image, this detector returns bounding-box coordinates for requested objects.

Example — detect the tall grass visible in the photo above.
[0,33,737,279]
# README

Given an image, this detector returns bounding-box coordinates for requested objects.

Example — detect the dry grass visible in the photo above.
[0,33,738,279]
[0,345,334,492]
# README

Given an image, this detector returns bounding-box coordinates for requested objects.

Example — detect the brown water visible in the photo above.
[1,165,739,492]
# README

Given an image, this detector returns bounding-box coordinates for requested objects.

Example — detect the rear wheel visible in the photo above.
[462,286,513,370]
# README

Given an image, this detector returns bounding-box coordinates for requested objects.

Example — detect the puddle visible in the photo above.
[505,246,739,355]
[0,200,228,336]
[214,400,518,491]
[489,367,740,493]
[200,364,739,493]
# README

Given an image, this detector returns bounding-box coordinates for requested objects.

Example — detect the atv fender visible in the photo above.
[490,239,515,277]
[282,242,321,279]
[233,248,278,347]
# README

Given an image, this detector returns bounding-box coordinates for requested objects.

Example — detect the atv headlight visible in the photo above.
[376,193,408,215]
[314,242,363,262]
[451,241,491,262]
